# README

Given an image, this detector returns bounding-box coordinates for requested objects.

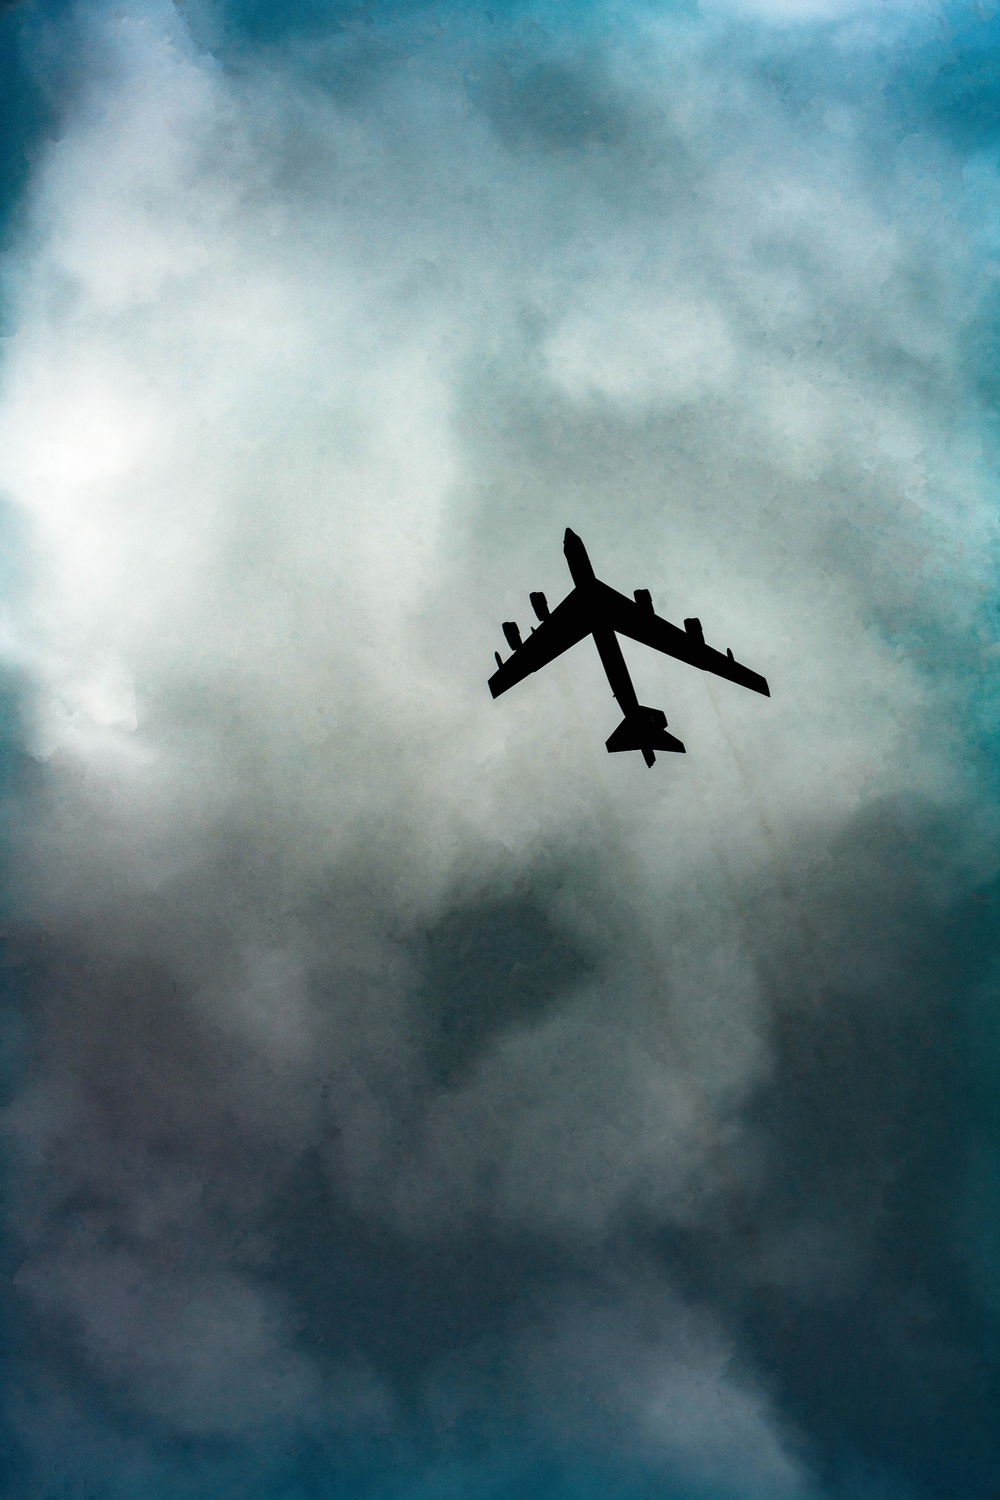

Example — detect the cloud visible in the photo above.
[521,1282,811,1499]
[0,2,999,1497]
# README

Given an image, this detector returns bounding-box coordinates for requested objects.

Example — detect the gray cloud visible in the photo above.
[1,2,999,1497]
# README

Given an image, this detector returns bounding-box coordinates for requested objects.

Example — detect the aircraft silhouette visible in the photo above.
[489,529,769,767]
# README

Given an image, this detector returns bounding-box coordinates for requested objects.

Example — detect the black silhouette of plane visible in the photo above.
[489,529,769,766]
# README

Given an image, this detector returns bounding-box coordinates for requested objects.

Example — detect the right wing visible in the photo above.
[488,589,592,698]
[598,583,770,696]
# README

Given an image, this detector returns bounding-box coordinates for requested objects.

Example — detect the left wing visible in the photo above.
[488,588,592,698]
[597,582,770,697]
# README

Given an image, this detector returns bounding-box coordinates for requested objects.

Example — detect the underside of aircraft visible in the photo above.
[488,530,770,767]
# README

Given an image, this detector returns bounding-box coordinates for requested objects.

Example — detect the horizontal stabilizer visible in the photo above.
[606,706,685,759]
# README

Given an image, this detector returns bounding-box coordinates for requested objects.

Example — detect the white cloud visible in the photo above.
[545,290,738,407]
[0,1,996,1492]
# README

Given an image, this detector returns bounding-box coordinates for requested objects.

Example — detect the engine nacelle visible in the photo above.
[684,617,705,645]
[530,591,550,621]
[502,620,523,651]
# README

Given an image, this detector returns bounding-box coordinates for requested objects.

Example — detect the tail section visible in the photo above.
[605,706,685,766]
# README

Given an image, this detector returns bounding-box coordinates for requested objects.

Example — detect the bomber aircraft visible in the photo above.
[489,529,769,767]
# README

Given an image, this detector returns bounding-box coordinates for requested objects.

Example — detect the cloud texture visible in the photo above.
[1,1,1000,1496]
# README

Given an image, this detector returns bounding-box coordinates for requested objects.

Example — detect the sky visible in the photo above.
[1,0,1000,1496]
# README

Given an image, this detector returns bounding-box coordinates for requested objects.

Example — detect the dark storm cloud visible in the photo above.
[10,779,998,1496]
[0,4,54,256]
[2,1,1000,1498]
[648,796,1000,1497]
